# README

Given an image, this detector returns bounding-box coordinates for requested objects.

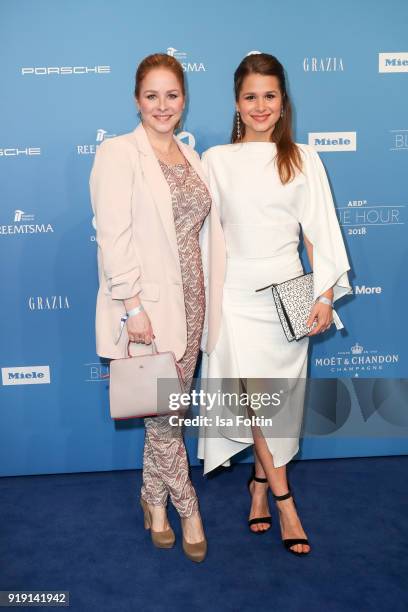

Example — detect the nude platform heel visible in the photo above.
[140,498,175,549]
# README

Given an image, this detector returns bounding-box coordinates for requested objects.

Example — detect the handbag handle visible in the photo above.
[127,339,158,358]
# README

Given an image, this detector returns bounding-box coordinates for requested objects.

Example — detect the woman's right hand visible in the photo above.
[126,310,154,344]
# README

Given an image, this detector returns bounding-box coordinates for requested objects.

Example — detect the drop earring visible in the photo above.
[280,107,284,118]
[236,111,242,140]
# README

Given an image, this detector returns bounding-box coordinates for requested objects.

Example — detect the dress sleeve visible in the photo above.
[298,145,352,305]
[90,138,141,300]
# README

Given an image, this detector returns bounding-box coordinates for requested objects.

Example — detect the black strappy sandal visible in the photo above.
[247,468,272,534]
[272,489,311,555]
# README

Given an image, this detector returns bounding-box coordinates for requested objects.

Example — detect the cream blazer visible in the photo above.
[89,123,226,360]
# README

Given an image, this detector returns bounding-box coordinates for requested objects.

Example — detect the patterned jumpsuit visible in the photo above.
[140,159,211,518]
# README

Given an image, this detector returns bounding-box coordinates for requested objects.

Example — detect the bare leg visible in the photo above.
[248,447,272,533]
[251,422,310,554]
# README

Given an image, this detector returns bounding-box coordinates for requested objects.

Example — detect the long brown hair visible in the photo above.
[232,53,302,184]
[134,53,185,130]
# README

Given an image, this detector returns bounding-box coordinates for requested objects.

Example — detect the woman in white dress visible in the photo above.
[198,53,351,555]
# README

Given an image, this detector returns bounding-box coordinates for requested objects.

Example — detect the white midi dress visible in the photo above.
[197,142,351,474]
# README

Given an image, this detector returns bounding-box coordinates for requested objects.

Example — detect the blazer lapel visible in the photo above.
[177,139,209,188]
[131,123,211,268]
[132,124,180,266]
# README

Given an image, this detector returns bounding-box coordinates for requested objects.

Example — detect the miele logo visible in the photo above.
[28,296,70,310]
[176,131,196,148]
[379,52,408,73]
[354,285,382,295]
[77,128,116,155]
[21,66,111,76]
[303,57,344,72]
[2,365,51,386]
[166,47,206,72]
[0,147,41,157]
[308,132,357,152]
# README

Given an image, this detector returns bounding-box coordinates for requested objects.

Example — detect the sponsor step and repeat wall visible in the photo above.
[0,0,407,476]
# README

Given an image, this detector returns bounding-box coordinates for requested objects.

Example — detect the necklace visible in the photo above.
[152,141,182,163]
[160,158,190,188]
[151,141,190,187]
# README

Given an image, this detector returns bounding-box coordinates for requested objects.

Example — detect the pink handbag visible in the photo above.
[108,340,185,419]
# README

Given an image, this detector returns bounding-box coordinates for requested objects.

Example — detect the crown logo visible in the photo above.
[351,343,363,355]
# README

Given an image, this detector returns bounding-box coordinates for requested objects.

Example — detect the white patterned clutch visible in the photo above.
[256,272,315,342]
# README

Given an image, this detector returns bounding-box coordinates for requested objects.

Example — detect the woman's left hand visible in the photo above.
[306,302,333,336]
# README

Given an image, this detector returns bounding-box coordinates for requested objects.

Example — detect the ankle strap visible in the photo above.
[273,490,292,501]
[253,475,268,483]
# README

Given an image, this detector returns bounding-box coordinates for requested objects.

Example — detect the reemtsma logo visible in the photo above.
[0,210,54,236]
[14,210,34,222]
[166,47,206,72]
[77,128,116,155]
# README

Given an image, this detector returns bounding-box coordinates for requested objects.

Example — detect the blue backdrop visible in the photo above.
[1,0,407,477]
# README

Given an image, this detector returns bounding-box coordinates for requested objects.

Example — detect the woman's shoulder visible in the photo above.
[201,143,237,160]
[97,132,135,153]
[92,132,139,169]
[294,143,324,177]
[294,142,317,157]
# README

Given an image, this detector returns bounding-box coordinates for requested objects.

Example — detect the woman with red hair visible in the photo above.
[90,53,225,563]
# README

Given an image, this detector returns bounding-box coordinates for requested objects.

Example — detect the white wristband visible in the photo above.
[127,305,144,317]
[316,296,333,307]
[114,306,145,345]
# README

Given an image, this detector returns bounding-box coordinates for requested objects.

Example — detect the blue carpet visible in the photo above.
[1,457,407,612]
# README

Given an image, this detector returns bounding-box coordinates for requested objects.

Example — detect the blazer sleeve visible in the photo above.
[199,149,220,353]
[298,145,352,304]
[200,149,222,219]
[90,138,141,300]
[198,150,210,352]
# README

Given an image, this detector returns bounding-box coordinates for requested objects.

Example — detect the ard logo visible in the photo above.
[176,131,196,149]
